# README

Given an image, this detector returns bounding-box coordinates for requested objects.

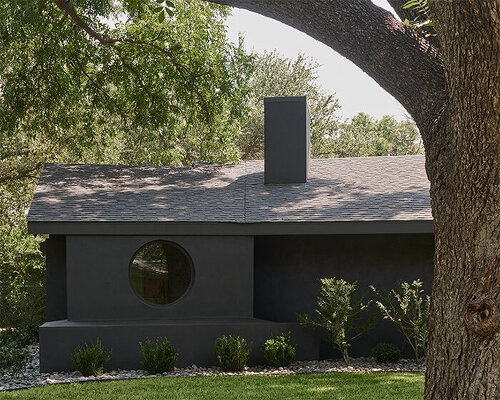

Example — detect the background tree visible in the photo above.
[0,0,253,338]
[238,51,340,159]
[331,113,423,158]
[206,1,500,399]
[238,51,421,160]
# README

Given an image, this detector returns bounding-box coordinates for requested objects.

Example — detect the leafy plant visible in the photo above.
[139,337,178,374]
[298,277,374,366]
[215,335,251,372]
[402,0,435,38]
[371,279,430,361]
[72,339,112,376]
[262,332,296,368]
[0,338,32,375]
[372,343,402,363]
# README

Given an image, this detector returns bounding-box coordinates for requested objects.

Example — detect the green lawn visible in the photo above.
[0,373,424,400]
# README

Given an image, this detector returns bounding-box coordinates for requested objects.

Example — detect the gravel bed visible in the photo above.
[0,345,425,392]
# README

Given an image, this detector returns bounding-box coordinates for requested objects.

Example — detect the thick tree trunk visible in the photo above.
[424,1,500,399]
[206,1,500,398]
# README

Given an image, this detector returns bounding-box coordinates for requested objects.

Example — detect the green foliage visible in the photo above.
[372,343,402,363]
[330,113,423,158]
[72,339,112,376]
[215,335,251,372]
[371,280,430,361]
[402,0,435,38]
[139,337,178,374]
[298,277,374,366]
[238,51,340,159]
[262,332,296,368]
[0,341,31,375]
[0,329,33,375]
[0,0,253,336]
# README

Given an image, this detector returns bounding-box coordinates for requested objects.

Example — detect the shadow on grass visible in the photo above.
[0,373,424,400]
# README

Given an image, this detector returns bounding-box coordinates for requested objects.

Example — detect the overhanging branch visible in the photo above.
[52,0,213,133]
[206,0,446,139]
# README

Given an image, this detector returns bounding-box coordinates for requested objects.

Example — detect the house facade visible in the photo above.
[28,97,434,372]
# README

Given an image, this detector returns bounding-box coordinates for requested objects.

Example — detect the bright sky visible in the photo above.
[226,0,409,121]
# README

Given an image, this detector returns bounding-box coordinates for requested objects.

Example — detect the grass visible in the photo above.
[0,372,424,400]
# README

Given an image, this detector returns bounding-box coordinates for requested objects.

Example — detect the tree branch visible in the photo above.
[386,0,439,47]
[52,0,213,133]
[206,0,446,138]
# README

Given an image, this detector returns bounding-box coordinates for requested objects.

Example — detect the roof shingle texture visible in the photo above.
[28,155,432,223]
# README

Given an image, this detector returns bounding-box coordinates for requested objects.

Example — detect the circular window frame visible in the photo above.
[128,240,195,308]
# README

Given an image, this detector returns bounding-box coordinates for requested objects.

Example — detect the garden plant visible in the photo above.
[215,335,251,372]
[72,339,112,377]
[139,337,178,374]
[371,279,430,361]
[262,332,296,368]
[298,277,374,366]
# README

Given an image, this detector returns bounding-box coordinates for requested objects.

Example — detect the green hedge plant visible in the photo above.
[0,342,31,375]
[262,332,296,368]
[372,343,402,363]
[72,339,111,376]
[139,337,178,374]
[215,335,251,372]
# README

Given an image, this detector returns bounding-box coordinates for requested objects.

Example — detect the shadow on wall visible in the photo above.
[253,233,434,359]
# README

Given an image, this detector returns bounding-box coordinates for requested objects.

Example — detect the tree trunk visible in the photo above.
[424,1,500,399]
[206,1,500,398]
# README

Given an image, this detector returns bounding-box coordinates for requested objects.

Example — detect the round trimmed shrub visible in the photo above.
[372,343,402,363]
[215,335,251,372]
[139,337,178,374]
[262,332,296,368]
[72,339,112,376]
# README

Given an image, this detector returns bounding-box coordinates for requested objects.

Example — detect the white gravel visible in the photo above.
[0,345,425,392]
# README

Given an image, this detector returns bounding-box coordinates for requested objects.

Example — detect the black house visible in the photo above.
[28,97,434,372]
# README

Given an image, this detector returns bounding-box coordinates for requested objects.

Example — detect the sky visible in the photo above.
[225,0,409,121]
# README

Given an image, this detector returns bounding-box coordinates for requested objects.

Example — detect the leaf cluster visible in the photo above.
[72,339,112,376]
[298,277,374,365]
[370,279,430,361]
[215,335,251,372]
[262,332,296,368]
[139,337,178,374]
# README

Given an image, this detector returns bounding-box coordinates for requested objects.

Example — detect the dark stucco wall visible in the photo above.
[254,234,434,358]
[44,235,67,321]
[65,235,254,321]
[40,319,318,372]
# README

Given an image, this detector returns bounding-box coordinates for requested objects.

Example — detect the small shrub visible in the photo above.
[0,328,32,348]
[0,285,45,343]
[298,277,375,366]
[372,343,402,363]
[72,339,111,376]
[139,337,178,374]
[371,279,430,361]
[215,335,251,372]
[262,332,296,368]
[0,341,31,375]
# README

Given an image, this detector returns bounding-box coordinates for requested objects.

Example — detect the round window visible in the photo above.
[129,241,193,305]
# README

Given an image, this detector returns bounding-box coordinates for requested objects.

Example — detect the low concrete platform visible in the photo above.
[39,318,319,372]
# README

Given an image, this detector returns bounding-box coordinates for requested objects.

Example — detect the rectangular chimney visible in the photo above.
[264,96,310,184]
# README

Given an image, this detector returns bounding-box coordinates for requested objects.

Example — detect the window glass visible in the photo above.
[130,241,192,305]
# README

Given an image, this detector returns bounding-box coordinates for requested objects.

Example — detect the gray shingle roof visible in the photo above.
[27,155,431,223]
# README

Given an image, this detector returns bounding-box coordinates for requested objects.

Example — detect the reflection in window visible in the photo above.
[130,241,192,305]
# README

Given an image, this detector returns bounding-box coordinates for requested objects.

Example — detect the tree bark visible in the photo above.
[207,1,500,398]
[424,1,500,398]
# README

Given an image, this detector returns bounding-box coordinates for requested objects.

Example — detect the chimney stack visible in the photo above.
[264,96,310,184]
